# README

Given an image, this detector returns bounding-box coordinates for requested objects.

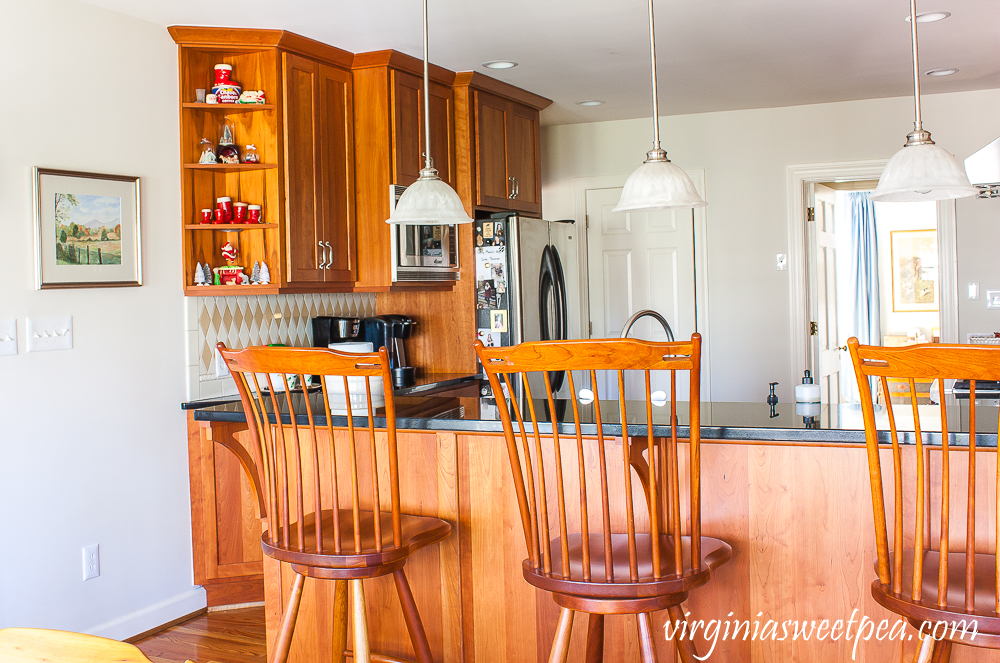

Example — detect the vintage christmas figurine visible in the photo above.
[221,241,237,265]
[198,139,216,164]
[238,90,265,104]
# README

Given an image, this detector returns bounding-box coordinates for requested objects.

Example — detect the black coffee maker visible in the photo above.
[312,316,361,347]
[362,315,417,388]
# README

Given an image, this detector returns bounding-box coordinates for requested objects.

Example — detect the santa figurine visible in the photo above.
[221,241,238,265]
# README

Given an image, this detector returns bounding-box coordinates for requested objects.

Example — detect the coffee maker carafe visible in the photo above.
[362,315,417,388]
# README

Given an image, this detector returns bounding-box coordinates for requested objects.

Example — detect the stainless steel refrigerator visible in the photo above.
[474,213,581,400]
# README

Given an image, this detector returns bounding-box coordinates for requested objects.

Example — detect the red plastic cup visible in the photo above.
[247,205,262,224]
[214,209,225,224]
[216,196,233,222]
[200,209,213,224]
[233,202,248,223]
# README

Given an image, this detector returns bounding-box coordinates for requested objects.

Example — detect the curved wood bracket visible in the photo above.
[209,425,267,518]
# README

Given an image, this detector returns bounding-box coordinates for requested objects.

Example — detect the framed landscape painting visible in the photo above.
[34,168,141,289]
[890,229,938,312]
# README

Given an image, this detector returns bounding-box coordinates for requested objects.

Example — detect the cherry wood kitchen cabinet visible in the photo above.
[351,50,458,292]
[170,27,357,294]
[454,75,549,216]
[282,53,356,285]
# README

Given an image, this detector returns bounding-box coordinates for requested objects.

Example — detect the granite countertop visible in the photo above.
[182,375,998,446]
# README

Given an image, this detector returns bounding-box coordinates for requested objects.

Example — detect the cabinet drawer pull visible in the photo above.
[324,242,333,269]
[318,241,327,269]
[513,176,519,199]
[508,176,516,199]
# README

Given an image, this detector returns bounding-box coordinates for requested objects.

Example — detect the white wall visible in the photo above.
[0,0,202,638]
[542,88,1000,402]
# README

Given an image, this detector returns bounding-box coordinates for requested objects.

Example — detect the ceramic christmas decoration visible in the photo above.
[238,90,266,104]
[216,197,233,222]
[198,139,217,164]
[194,262,206,286]
[205,93,218,104]
[233,202,248,223]
[200,209,213,224]
[211,64,241,104]
[221,241,237,265]
[242,144,260,164]
[247,204,262,224]
[240,273,251,285]
[259,262,271,285]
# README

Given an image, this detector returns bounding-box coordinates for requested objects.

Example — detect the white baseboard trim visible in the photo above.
[87,587,207,641]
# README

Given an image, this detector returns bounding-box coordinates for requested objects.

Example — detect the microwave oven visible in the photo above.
[389,185,460,282]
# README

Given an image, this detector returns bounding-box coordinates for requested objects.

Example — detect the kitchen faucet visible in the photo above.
[619,309,675,342]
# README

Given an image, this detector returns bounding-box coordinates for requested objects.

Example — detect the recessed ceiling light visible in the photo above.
[482,60,518,70]
[925,68,959,76]
[576,100,604,106]
[905,11,951,22]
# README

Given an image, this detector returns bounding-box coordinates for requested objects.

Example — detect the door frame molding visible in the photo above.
[786,160,959,391]
[574,172,712,400]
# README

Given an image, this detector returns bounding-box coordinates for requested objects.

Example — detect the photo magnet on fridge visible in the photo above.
[490,309,508,333]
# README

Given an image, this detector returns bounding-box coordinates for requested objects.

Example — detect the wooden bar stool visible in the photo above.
[474,334,731,662]
[218,344,451,663]
[849,338,1000,661]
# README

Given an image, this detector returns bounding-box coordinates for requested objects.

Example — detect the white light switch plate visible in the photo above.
[0,319,16,356]
[776,254,788,271]
[26,316,73,352]
[988,291,1000,310]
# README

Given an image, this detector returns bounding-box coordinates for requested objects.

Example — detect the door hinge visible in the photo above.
[810,321,819,335]
[807,207,815,222]
[584,215,589,229]
[588,321,593,336]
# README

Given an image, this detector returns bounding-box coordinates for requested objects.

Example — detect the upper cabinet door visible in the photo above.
[474,89,541,214]
[318,63,356,283]
[392,70,455,188]
[474,90,511,209]
[505,103,540,213]
[283,53,325,283]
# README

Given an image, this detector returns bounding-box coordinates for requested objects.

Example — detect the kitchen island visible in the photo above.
[183,385,998,663]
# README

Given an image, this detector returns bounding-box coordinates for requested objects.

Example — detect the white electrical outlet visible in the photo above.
[776,254,788,271]
[82,544,100,581]
[215,347,230,378]
[0,319,16,356]
[26,316,73,352]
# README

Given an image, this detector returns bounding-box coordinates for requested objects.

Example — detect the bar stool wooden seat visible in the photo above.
[474,334,731,663]
[849,338,1000,662]
[218,344,451,663]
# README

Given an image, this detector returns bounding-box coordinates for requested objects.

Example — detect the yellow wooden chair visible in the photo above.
[0,627,195,663]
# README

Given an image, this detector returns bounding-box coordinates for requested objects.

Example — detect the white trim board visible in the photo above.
[86,587,206,641]
[785,160,959,390]
[573,172,712,401]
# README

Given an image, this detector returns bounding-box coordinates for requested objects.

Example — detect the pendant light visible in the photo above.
[613,0,705,213]
[387,0,474,224]
[869,0,976,202]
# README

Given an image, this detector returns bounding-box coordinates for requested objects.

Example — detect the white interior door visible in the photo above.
[808,183,841,405]
[586,186,698,402]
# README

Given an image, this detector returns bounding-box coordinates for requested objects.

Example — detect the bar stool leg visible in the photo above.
[393,568,433,663]
[637,612,660,663]
[271,572,306,663]
[667,605,700,663]
[331,580,348,663]
[930,639,953,663]
[913,633,935,663]
[548,607,575,663]
[351,579,371,663]
[585,613,604,663]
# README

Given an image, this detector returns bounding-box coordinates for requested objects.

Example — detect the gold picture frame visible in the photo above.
[890,229,937,312]
[33,167,142,289]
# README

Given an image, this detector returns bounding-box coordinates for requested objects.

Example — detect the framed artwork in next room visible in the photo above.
[890,228,937,313]
[33,167,141,289]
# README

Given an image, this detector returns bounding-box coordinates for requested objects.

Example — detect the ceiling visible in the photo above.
[80,0,1000,126]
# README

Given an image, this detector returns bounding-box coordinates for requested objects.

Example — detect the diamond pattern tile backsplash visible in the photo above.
[185,293,376,401]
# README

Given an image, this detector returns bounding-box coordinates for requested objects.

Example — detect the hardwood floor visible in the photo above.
[134,606,265,663]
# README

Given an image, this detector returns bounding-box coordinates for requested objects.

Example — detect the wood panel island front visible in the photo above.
[184,394,1000,662]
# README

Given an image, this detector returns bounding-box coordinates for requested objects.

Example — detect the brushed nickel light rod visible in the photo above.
[423,0,433,170]
[647,0,661,154]
[908,0,923,134]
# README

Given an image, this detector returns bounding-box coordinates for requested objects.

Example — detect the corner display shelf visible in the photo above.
[176,40,282,295]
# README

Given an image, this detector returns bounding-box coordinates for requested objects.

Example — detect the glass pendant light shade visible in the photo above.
[613,155,707,212]
[386,168,474,225]
[870,142,977,202]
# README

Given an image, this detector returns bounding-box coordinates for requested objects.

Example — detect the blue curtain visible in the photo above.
[849,191,880,346]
